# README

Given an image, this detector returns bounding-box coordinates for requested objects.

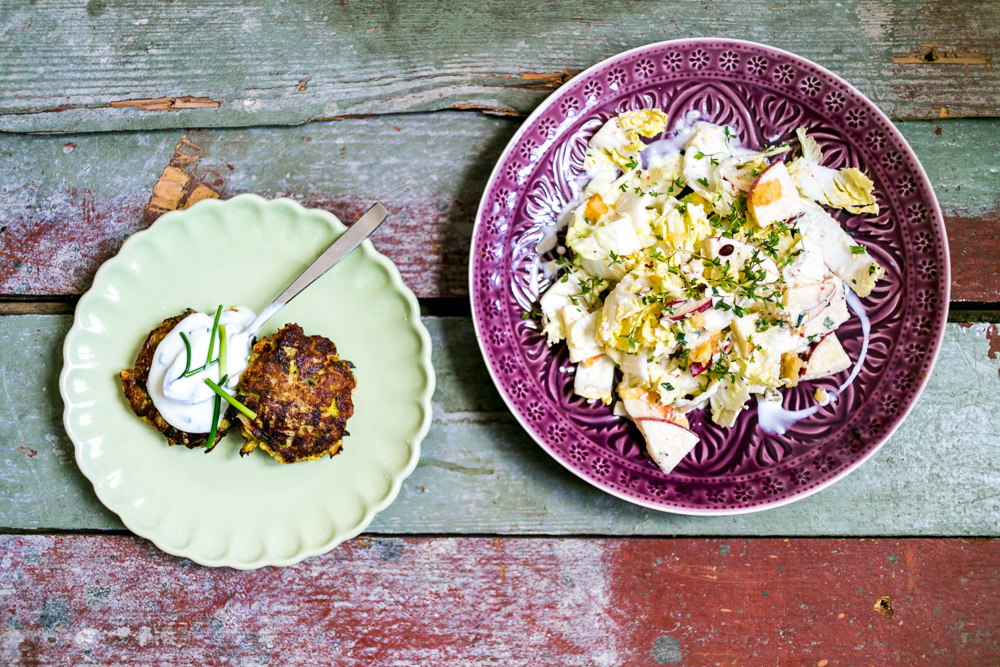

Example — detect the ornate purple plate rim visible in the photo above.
[470,38,950,515]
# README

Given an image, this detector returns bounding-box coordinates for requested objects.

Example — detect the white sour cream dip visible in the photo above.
[147,306,257,433]
[756,286,872,435]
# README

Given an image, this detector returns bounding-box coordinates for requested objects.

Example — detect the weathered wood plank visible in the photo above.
[1,115,997,301]
[1,0,998,133]
[0,536,997,666]
[2,315,998,536]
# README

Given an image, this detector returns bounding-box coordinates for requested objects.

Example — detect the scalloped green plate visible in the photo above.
[60,194,434,569]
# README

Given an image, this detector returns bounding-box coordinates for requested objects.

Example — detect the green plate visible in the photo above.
[60,194,434,569]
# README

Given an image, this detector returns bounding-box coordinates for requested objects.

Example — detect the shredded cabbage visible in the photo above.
[532,113,886,472]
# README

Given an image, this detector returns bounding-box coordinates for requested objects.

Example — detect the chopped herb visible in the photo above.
[673,176,686,190]
[694,151,720,165]
[204,373,229,454]
[661,382,675,391]
[204,377,257,420]
[206,305,222,366]
[182,363,208,378]
[850,245,866,255]
[697,177,710,188]
[204,394,222,453]
[179,331,193,375]
[619,183,628,192]
[624,156,639,170]
[823,317,835,329]
[868,265,876,275]
[218,324,227,380]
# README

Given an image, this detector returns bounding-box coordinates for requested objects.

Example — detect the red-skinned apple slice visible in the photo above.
[667,297,712,321]
[801,333,851,381]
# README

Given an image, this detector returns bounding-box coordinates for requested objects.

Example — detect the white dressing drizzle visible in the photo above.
[147,306,257,433]
[757,286,871,435]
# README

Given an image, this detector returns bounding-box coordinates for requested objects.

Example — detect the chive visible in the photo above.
[182,363,207,378]
[218,324,228,380]
[205,305,222,366]
[204,377,257,420]
[179,331,193,375]
[204,394,222,453]
[850,245,866,255]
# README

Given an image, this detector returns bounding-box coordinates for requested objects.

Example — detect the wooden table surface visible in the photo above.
[2,2,999,665]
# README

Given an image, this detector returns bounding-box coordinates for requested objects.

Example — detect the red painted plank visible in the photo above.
[1,127,997,303]
[0,182,994,303]
[1,536,997,666]
[0,189,468,301]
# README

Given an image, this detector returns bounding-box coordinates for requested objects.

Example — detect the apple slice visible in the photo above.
[801,333,851,381]
[666,297,712,321]
[621,395,700,474]
[635,417,700,474]
[573,354,615,404]
[748,161,802,227]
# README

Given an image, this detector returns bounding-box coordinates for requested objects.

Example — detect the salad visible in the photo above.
[535,109,884,474]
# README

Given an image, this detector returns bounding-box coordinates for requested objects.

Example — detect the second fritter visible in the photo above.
[236,323,356,464]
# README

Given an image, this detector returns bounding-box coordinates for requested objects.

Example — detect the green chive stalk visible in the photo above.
[204,377,256,420]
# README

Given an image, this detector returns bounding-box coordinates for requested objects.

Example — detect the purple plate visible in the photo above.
[469,39,949,515]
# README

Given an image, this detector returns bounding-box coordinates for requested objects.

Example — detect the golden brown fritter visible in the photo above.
[120,310,234,449]
[236,323,356,464]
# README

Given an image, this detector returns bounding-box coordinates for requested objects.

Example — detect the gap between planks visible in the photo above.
[0,527,996,542]
[1,297,998,322]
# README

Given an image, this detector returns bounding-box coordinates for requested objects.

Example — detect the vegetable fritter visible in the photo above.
[236,324,356,464]
[120,310,235,449]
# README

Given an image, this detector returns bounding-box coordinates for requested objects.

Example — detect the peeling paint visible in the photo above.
[142,135,220,224]
[986,324,1000,360]
[518,70,580,88]
[986,324,1000,380]
[108,96,221,112]
[893,44,992,65]
[874,595,895,618]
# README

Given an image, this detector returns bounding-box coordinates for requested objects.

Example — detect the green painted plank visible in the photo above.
[1,0,997,133]
[2,315,998,536]
[1,114,998,301]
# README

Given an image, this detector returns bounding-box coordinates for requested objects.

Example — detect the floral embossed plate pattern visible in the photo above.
[61,195,434,567]
[470,39,948,514]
